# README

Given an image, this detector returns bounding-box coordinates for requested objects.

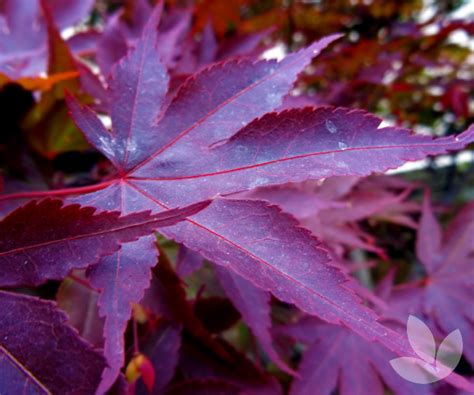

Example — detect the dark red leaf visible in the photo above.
[136,321,182,395]
[0,290,106,394]
[0,198,209,287]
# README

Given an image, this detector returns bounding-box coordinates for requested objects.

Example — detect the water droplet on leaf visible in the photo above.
[325,119,338,134]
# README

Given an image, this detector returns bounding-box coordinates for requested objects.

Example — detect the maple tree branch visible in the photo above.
[132,316,139,355]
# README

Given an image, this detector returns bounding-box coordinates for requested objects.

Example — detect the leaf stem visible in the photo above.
[0,179,116,202]
[133,315,139,354]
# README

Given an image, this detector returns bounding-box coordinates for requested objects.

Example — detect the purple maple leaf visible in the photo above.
[0,198,209,287]
[387,192,474,365]
[0,290,106,394]
[276,317,432,395]
[135,321,182,394]
[0,0,94,79]
[215,266,295,375]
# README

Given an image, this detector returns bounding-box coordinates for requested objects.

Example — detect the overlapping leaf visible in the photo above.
[135,321,182,395]
[0,0,94,80]
[0,290,105,394]
[275,317,431,395]
[387,193,474,365]
[0,198,209,287]
[57,274,104,348]
[215,266,294,374]
[247,176,417,255]
[22,0,107,159]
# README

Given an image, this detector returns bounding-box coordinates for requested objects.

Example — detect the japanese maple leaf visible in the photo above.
[176,245,205,277]
[143,255,231,363]
[311,184,415,255]
[275,317,431,395]
[0,198,209,287]
[96,0,267,85]
[215,265,295,375]
[0,290,106,394]
[0,0,94,79]
[18,1,473,391]
[56,274,104,348]
[173,248,295,374]
[23,0,106,159]
[96,0,159,76]
[387,193,474,365]
[97,0,192,77]
[247,176,417,256]
[134,321,182,394]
